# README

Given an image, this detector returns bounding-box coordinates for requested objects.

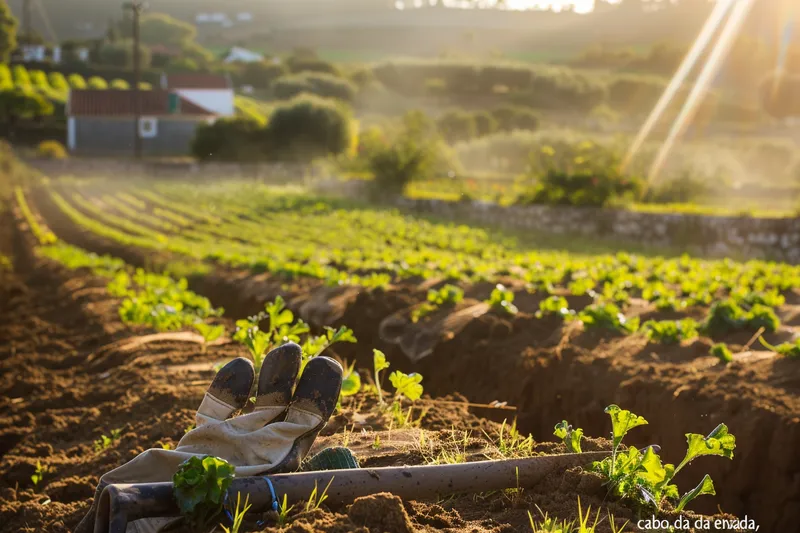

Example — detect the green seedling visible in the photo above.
[276,493,294,527]
[193,322,225,354]
[554,420,583,453]
[489,419,535,458]
[173,455,235,530]
[589,405,735,512]
[487,284,518,315]
[411,284,464,322]
[536,296,575,319]
[578,303,639,334]
[642,319,699,344]
[710,342,734,363]
[221,492,252,533]
[340,360,362,397]
[701,300,780,335]
[373,349,390,406]
[31,461,48,490]
[94,428,122,453]
[758,336,800,359]
[304,478,335,513]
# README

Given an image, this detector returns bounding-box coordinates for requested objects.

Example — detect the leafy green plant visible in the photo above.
[495,419,535,458]
[341,360,362,397]
[590,405,735,512]
[373,349,390,406]
[758,336,800,359]
[387,369,425,428]
[701,300,780,335]
[94,428,122,453]
[221,492,252,533]
[411,284,464,323]
[642,319,698,344]
[276,493,294,527]
[536,296,575,319]
[31,460,48,490]
[173,455,236,529]
[193,322,225,354]
[487,284,518,315]
[710,343,734,363]
[554,420,583,453]
[577,303,638,333]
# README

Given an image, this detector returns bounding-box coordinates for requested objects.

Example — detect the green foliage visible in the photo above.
[577,303,638,334]
[341,360,362,397]
[237,61,287,89]
[758,336,800,359]
[491,105,541,132]
[642,174,711,204]
[96,40,152,69]
[0,0,17,63]
[373,349,390,406]
[554,420,583,453]
[365,111,446,198]
[272,72,356,103]
[411,284,464,322]
[30,460,48,490]
[221,493,251,533]
[389,370,424,401]
[487,283,518,315]
[37,140,67,160]
[0,88,54,121]
[590,405,735,512]
[173,455,235,529]
[191,118,265,162]
[94,428,122,452]
[517,142,644,208]
[436,109,477,144]
[265,94,354,162]
[536,296,575,319]
[701,299,780,335]
[193,323,225,353]
[287,56,340,77]
[642,319,698,344]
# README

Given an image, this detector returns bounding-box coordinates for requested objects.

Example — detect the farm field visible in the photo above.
[2,179,800,533]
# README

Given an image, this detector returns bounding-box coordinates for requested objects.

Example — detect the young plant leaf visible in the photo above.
[389,370,423,401]
[605,405,648,448]
[341,362,361,397]
[675,474,716,512]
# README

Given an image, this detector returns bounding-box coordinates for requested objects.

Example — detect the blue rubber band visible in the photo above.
[264,476,279,512]
[223,489,234,522]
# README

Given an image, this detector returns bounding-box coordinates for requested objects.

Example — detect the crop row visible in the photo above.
[39,182,800,359]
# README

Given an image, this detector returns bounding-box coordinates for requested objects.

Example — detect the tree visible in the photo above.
[238,61,287,89]
[0,0,17,63]
[139,13,197,46]
[0,88,54,140]
[96,40,151,69]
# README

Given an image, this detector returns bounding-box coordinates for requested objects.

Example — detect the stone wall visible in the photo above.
[395,198,800,263]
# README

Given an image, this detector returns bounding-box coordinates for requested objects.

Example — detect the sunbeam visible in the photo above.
[620,0,736,173]
[648,0,756,182]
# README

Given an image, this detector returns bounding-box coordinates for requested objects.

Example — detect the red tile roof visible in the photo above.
[163,73,232,90]
[68,89,216,117]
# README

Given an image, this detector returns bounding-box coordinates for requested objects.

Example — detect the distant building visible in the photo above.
[223,47,265,64]
[160,73,236,117]
[14,44,90,64]
[66,89,217,156]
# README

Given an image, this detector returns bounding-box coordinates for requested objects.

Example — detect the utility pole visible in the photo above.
[123,2,146,159]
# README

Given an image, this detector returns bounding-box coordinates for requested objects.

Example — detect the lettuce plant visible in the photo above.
[701,300,780,335]
[590,405,735,512]
[577,303,638,334]
[411,284,464,323]
[487,284,518,315]
[758,336,800,359]
[554,420,583,453]
[173,455,235,529]
[710,343,734,363]
[642,319,698,344]
[536,296,575,319]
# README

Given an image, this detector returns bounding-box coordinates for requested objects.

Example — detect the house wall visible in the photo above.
[175,89,235,117]
[70,117,206,157]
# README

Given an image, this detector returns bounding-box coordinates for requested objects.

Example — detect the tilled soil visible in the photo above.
[2,191,798,532]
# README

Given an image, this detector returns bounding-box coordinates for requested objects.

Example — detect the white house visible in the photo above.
[223,46,264,64]
[160,73,235,117]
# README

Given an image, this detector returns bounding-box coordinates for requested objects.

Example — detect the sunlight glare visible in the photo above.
[621,0,736,174]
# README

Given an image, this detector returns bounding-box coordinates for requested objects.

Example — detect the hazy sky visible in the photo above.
[398,0,599,14]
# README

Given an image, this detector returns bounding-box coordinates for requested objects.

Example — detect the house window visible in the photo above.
[139,117,158,138]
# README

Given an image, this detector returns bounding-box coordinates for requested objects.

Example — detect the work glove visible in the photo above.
[75,342,343,533]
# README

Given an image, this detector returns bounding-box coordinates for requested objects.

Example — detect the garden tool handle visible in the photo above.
[94,452,609,533]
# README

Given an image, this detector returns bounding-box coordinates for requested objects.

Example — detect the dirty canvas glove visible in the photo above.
[75,342,343,533]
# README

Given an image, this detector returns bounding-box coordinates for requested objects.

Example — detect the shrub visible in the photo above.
[365,111,445,198]
[87,76,108,89]
[517,141,644,207]
[191,118,264,162]
[491,105,540,132]
[436,109,477,144]
[37,140,68,159]
[110,79,130,90]
[265,94,353,162]
[642,173,711,204]
[472,110,497,137]
[272,72,356,103]
[237,61,287,89]
[286,57,340,77]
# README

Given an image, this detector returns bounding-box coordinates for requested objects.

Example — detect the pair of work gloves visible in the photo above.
[76,342,345,533]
